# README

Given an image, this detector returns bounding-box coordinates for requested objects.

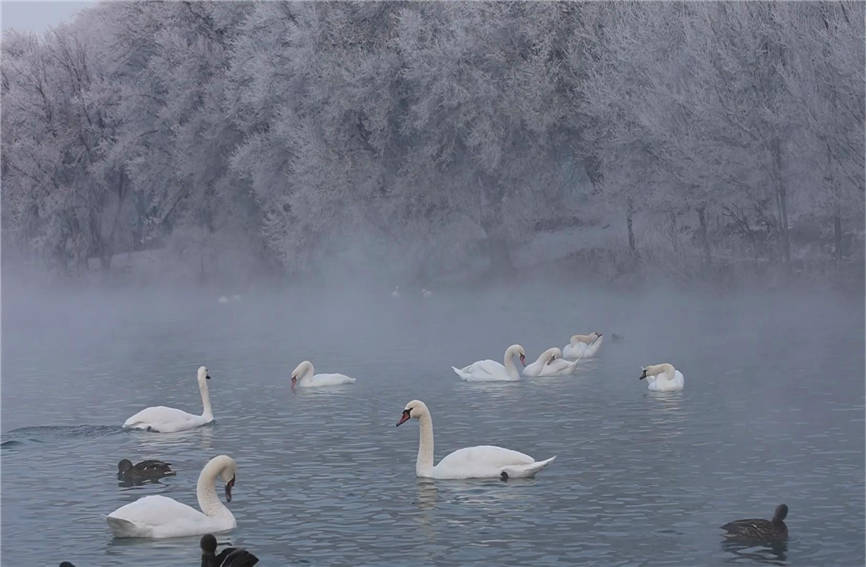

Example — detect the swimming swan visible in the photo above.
[395,400,556,480]
[639,363,684,392]
[123,366,214,433]
[107,455,237,538]
[523,348,580,377]
[452,344,526,382]
[563,332,603,359]
[290,360,356,389]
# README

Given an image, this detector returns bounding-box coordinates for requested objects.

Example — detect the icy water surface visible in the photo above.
[2,285,864,565]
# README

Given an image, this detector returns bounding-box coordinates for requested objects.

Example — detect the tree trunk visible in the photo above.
[771,139,791,266]
[697,205,711,265]
[626,198,636,254]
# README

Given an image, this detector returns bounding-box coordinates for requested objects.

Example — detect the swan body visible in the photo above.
[290,360,356,388]
[563,332,603,359]
[452,344,526,382]
[107,455,237,539]
[123,366,214,433]
[396,400,556,480]
[523,347,580,377]
[639,363,684,392]
[721,504,788,542]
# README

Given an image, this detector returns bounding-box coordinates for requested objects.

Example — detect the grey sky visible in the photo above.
[1,1,93,34]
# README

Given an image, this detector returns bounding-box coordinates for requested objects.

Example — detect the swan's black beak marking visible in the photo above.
[206,374,211,380]
[396,409,411,427]
[225,476,235,502]
[639,368,647,380]
[519,353,526,366]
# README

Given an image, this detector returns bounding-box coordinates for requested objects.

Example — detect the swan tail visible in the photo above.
[451,366,471,380]
[501,456,557,480]
[107,515,146,538]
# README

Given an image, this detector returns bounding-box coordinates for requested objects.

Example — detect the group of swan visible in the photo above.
[452,331,604,381]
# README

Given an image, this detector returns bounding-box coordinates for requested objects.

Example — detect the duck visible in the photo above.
[721,504,789,542]
[123,366,214,433]
[117,459,175,483]
[452,344,526,382]
[200,533,259,566]
[107,455,237,538]
[290,360,356,389]
[396,400,556,480]
[562,332,603,359]
[523,348,580,377]
[639,363,684,392]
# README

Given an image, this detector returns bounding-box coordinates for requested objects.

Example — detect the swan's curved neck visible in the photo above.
[199,379,213,421]
[196,460,229,518]
[416,413,435,477]
[503,351,519,380]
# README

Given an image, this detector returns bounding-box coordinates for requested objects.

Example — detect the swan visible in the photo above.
[391,286,400,298]
[117,459,174,483]
[200,533,259,567]
[563,332,603,359]
[639,363,684,392]
[421,288,433,298]
[721,504,788,542]
[451,344,526,382]
[123,366,214,433]
[395,400,556,480]
[107,455,237,538]
[523,347,580,377]
[290,360,356,389]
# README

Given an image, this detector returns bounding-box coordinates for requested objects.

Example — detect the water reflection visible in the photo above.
[131,425,215,452]
[721,538,788,564]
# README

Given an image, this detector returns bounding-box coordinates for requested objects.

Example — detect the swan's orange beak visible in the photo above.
[520,353,526,366]
[225,476,235,502]
[396,409,411,427]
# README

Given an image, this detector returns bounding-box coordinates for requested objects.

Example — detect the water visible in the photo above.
[2,284,864,565]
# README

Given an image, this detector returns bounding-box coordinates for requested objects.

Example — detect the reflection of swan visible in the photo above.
[563,332,603,359]
[123,366,214,432]
[290,360,356,389]
[639,363,684,392]
[396,400,556,480]
[452,344,526,382]
[721,504,788,542]
[523,348,580,377]
[200,533,258,566]
[107,455,237,538]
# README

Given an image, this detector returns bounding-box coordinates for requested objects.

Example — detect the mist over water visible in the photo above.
[1,280,863,565]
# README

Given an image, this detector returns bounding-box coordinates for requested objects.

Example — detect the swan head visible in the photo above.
[290,360,314,388]
[197,366,211,384]
[217,456,237,502]
[544,347,561,363]
[506,344,526,366]
[396,399,429,427]
[640,363,674,380]
[773,504,788,523]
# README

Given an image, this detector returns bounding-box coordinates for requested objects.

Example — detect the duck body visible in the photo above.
[117,459,175,482]
[123,366,214,432]
[721,504,789,542]
[201,533,259,567]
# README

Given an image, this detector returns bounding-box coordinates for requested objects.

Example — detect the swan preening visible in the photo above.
[639,363,684,392]
[395,400,556,480]
[290,360,356,389]
[107,455,237,538]
[523,347,580,377]
[721,504,789,542]
[117,459,174,483]
[123,366,214,433]
[563,332,603,359]
[452,344,526,381]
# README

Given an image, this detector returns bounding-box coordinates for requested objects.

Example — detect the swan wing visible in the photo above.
[123,406,210,432]
[502,456,557,479]
[107,495,205,538]
[539,358,578,376]
[299,373,356,387]
[452,360,511,382]
[433,445,538,479]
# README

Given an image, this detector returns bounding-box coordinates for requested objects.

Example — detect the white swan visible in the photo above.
[123,366,214,433]
[523,347,580,377]
[396,400,556,480]
[563,332,603,359]
[452,344,526,382]
[639,363,684,392]
[107,455,237,538]
[290,360,356,389]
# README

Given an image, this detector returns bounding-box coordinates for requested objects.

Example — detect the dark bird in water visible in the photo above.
[59,563,76,567]
[721,504,789,542]
[201,533,259,567]
[117,459,175,483]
